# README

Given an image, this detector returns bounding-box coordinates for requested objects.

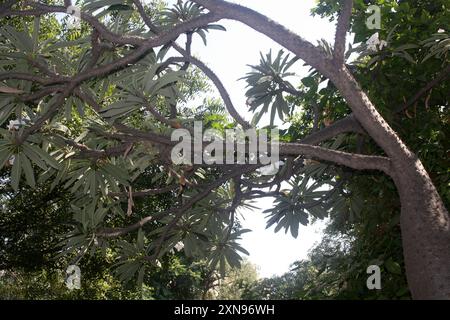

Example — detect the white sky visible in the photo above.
[171,0,337,278]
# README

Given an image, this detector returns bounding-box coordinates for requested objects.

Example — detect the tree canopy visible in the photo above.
[0,0,449,299]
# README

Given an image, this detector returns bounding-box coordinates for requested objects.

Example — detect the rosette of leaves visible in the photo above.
[61,157,130,197]
[57,199,115,262]
[114,229,148,286]
[240,49,299,125]
[100,60,186,121]
[264,176,331,238]
[157,1,226,45]
[207,228,250,277]
[0,129,61,191]
[264,137,347,237]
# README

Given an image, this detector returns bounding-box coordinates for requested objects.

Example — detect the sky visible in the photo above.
[170,0,338,278]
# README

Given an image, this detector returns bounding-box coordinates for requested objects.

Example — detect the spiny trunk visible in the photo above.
[333,68,450,299]
[392,156,450,299]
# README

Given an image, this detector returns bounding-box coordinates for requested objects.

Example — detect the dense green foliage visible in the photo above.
[0,165,218,299]
[0,1,220,298]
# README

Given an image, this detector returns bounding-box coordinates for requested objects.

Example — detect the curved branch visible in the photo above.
[2,2,221,84]
[132,0,160,33]
[19,86,64,102]
[164,55,251,129]
[96,210,169,238]
[191,0,332,73]
[299,114,364,145]
[72,13,220,83]
[189,0,412,162]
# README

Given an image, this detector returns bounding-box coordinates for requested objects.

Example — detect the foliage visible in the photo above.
[0,0,448,300]
[241,50,298,125]
[214,260,259,300]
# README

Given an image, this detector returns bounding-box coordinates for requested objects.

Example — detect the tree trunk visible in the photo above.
[392,156,450,299]
[332,68,450,299]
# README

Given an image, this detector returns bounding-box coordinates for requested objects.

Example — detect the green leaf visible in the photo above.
[0,147,12,169]
[290,218,299,238]
[32,17,40,53]
[137,266,145,287]
[385,259,402,275]
[147,71,185,95]
[100,162,129,183]
[205,24,226,32]
[196,29,208,46]
[302,76,316,88]
[10,153,21,191]
[257,75,273,84]
[20,154,36,188]
[107,4,132,11]
[137,229,145,251]
[21,143,48,170]
[270,99,277,126]
[156,43,171,61]
[0,98,15,126]
[219,256,226,277]
[99,101,139,119]
[83,0,125,12]
[26,144,60,169]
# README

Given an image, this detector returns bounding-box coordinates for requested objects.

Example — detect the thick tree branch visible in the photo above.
[99,124,390,174]
[164,55,251,129]
[189,0,412,162]
[19,86,64,103]
[280,143,392,175]
[132,1,249,128]
[2,2,221,83]
[299,114,364,145]
[72,13,220,83]
[191,0,332,74]
[334,0,353,63]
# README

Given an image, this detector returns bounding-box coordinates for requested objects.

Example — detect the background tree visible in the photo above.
[214,259,259,300]
[0,164,218,299]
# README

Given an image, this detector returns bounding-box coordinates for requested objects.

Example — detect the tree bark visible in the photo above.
[392,157,450,299]
[332,67,450,299]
